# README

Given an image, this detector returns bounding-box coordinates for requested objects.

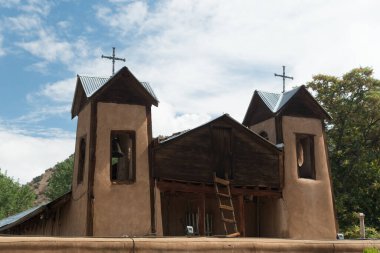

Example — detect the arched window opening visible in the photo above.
[259,131,269,140]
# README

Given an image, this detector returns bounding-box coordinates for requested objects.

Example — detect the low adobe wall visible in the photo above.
[0,237,379,253]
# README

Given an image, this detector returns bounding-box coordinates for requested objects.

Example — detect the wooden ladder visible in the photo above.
[213,173,240,237]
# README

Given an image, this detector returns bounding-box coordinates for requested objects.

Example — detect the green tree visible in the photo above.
[45,155,74,200]
[0,169,36,219]
[306,67,380,233]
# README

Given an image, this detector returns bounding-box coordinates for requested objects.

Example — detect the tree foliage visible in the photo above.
[0,169,35,219]
[45,155,74,200]
[307,67,380,233]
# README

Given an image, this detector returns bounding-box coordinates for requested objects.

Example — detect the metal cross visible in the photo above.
[274,66,293,93]
[101,47,126,75]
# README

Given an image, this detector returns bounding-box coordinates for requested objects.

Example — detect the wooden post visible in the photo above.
[238,194,245,237]
[199,193,206,236]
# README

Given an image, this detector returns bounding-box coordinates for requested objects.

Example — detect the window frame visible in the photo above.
[77,135,86,185]
[109,130,136,184]
[295,133,316,180]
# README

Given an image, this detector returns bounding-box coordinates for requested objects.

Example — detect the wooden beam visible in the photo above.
[157,181,281,198]
[198,193,205,236]
[238,195,245,237]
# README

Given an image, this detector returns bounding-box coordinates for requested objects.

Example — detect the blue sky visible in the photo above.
[1,0,379,183]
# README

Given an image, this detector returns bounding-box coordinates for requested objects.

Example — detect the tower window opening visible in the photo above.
[296,134,315,179]
[77,136,86,185]
[110,131,136,183]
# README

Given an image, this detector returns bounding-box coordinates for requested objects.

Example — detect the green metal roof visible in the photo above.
[78,76,158,101]
[0,205,43,231]
[256,86,301,113]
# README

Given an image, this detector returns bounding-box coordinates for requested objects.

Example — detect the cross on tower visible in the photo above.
[274,66,293,93]
[101,47,126,75]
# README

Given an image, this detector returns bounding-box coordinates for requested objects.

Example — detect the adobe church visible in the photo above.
[0,66,337,239]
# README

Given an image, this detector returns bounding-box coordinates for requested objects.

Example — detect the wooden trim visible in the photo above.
[238,195,245,236]
[279,152,284,189]
[157,180,282,198]
[275,116,283,144]
[86,101,97,236]
[322,127,339,234]
[156,114,282,154]
[146,106,156,234]
[198,193,206,236]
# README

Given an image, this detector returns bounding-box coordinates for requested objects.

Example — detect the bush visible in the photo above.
[0,169,36,219]
[363,248,380,253]
[45,155,74,200]
[344,225,380,239]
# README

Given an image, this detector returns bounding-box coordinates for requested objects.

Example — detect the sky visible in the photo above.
[0,0,379,183]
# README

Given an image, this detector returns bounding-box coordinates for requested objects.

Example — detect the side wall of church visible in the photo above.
[58,102,92,236]
[93,102,162,237]
[249,118,276,144]
[281,116,336,239]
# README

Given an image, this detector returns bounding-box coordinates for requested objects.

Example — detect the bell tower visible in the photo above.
[243,85,337,239]
[70,67,161,237]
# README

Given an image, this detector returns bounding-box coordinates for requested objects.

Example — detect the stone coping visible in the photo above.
[0,236,379,253]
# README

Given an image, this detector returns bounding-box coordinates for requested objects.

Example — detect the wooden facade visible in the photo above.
[153,114,282,189]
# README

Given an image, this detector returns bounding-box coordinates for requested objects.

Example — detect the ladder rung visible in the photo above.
[216,192,230,198]
[222,217,236,224]
[226,232,240,238]
[219,204,234,211]
[214,177,230,186]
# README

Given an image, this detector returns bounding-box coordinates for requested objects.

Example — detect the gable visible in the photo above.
[71,67,158,118]
[154,114,282,188]
[243,85,331,126]
[242,92,275,126]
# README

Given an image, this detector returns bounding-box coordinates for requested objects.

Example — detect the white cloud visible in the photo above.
[6,14,42,33]
[0,0,20,8]
[0,35,5,56]
[38,78,77,103]
[152,102,211,137]
[13,105,72,124]
[17,29,73,62]
[19,0,51,16]
[0,126,74,184]
[16,29,90,66]
[92,0,380,125]
[95,1,148,35]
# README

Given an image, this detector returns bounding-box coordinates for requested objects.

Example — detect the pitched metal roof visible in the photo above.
[0,205,43,231]
[79,76,109,97]
[156,114,281,152]
[78,76,158,101]
[0,191,71,232]
[257,86,301,113]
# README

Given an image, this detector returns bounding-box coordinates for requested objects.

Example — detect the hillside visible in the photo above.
[27,168,54,205]
[27,155,74,205]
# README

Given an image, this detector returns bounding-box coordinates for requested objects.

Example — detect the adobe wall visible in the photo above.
[281,116,337,239]
[259,197,288,238]
[249,117,276,144]
[59,102,92,236]
[0,236,379,253]
[93,102,162,237]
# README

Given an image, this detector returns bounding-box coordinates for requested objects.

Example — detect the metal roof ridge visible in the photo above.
[273,93,284,112]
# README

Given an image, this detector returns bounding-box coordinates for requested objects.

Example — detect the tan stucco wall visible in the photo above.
[1,236,379,253]
[154,184,163,235]
[249,118,276,144]
[259,198,288,238]
[59,103,92,236]
[281,116,337,240]
[93,103,155,237]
